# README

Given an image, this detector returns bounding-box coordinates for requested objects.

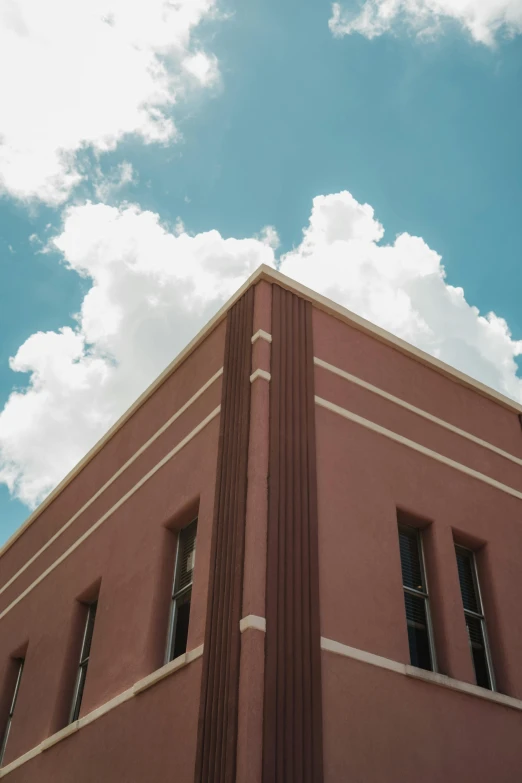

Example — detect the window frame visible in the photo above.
[398,523,437,673]
[69,601,98,724]
[0,658,24,767]
[165,518,198,664]
[455,544,496,691]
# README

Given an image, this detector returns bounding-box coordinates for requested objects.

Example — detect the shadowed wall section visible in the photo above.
[263,285,324,783]
[195,289,254,783]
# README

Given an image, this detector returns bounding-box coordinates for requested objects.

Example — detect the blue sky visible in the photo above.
[0,0,521,544]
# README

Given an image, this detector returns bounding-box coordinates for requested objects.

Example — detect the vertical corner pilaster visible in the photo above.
[263,285,324,783]
[195,287,255,783]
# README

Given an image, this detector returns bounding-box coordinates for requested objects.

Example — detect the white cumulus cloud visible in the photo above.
[0,0,219,205]
[281,191,522,397]
[329,0,522,45]
[0,191,521,510]
[93,161,137,202]
[0,202,276,507]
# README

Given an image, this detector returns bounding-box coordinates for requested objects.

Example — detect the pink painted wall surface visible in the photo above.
[6,660,202,783]
[0,323,226,772]
[313,307,522,457]
[236,280,272,783]
[0,320,226,599]
[2,279,522,782]
[313,307,522,782]
[322,652,522,783]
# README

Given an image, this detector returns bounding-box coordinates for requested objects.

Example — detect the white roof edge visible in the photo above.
[0,266,265,558]
[2,264,520,558]
[261,266,522,414]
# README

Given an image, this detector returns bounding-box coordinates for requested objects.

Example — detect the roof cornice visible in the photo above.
[1,264,520,558]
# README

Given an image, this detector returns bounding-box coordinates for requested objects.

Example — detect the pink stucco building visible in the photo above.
[1,266,522,782]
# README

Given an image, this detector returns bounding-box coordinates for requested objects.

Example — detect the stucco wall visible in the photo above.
[2,275,522,782]
[313,306,522,781]
[322,651,522,783]
[5,659,202,783]
[0,321,225,771]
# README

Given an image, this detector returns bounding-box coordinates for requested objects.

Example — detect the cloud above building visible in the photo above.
[329,0,522,45]
[0,0,219,204]
[1,191,521,508]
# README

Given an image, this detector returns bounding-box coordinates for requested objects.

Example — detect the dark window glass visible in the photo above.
[404,593,432,670]
[465,615,491,689]
[456,550,480,614]
[398,525,435,672]
[69,602,98,723]
[399,531,424,591]
[0,659,24,767]
[166,519,197,662]
[455,546,494,690]
[172,593,191,660]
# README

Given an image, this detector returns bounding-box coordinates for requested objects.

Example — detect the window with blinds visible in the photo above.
[455,546,495,690]
[0,658,24,767]
[398,524,436,672]
[166,519,198,663]
[69,601,98,723]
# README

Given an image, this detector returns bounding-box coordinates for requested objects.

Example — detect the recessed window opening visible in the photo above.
[166,518,198,663]
[455,546,495,691]
[0,658,24,767]
[69,601,98,723]
[398,524,437,672]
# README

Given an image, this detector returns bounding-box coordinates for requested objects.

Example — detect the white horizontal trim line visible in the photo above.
[239,615,266,633]
[133,644,204,695]
[0,269,269,559]
[251,329,272,344]
[321,637,405,674]
[0,408,221,622]
[6,264,520,562]
[314,357,522,467]
[208,613,522,714]
[0,743,42,778]
[321,636,522,713]
[0,646,204,778]
[40,721,80,752]
[250,369,271,383]
[260,267,522,415]
[315,396,522,502]
[0,370,223,598]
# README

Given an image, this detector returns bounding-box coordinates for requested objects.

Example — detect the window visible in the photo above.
[398,525,436,671]
[166,519,197,663]
[0,659,24,767]
[69,601,98,723]
[455,546,495,690]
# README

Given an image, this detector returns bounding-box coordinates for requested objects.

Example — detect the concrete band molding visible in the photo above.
[0,646,205,779]
[3,266,520,570]
[238,619,522,715]
[249,343,522,468]
[251,329,272,344]
[0,367,224,599]
[263,285,324,783]
[319,638,522,713]
[239,615,266,633]
[5,620,522,781]
[314,356,522,467]
[249,337,522,469]
[0,406,221,622]
[249,369,271,383]
[316,396,522,502]
[195,288,254,783]
[3,271,522,781]
[4,347,520,613]
[4,624,521,780]
[4,351,521,624]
